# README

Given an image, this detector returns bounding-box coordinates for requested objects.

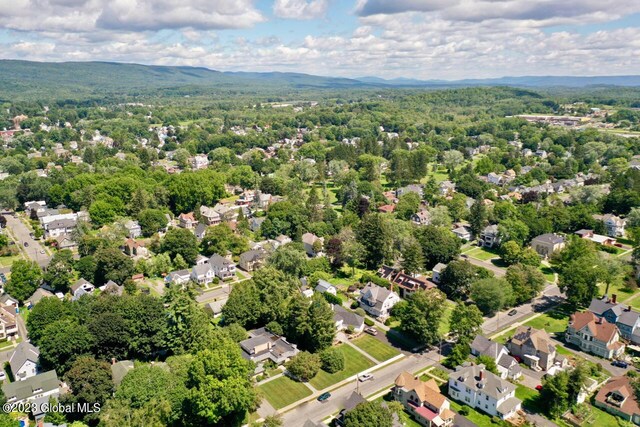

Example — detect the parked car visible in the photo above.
[612,360,629,369]
[508,309,518,316]
[23,242,29,247]
[535,385,542,391]
[317,392,331,402]
[0,372,5,381]
[365,327,378,336]
[358,373,373,382]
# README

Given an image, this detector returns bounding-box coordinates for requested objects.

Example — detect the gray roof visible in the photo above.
[192,263,212,277]
[2,370,58,401]
[432,262,447,273]
[70,278,94,294]
[103,280,124,296]
[9,341,39,378]
[194,223,207,235]
[209,253,233,268]
[0,294,18,305]
[240,249,266,263]
[360,283,396,310]
[45,218,76,229]
[532,233,565,245]
[332,305,364,330]
[449,362,518,401]
[111,360,134,386]
[497,396,522,416]
[26,288,54,305]
[315,279,336,293]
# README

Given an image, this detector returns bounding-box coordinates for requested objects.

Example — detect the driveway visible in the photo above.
[3,215,50,268]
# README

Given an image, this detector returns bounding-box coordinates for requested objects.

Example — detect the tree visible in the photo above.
[75,256,96,283]
[27,297,73,344]
[444,342,470,369]
[439,260,479,300]
[598,255,625,297]
[519,247,541,267]
[43,249,74,292]
[476,355,499,375]
[471,278,513,316]
[88,312,131,360]
[540,371,570,417]
[161,227,199,265]
[262,414,284,427]
[469,198,487,237]
[94,247,135,285]
[325,237,344,270]
[449,304,484,344]
[356,213,392,269]
[6,259,42,302]
[498,218,530,246]
[138,208,168,237]
[343,401,393,427]
[395,192,421,220]
[306,295,336,352]
[63,356,113,422]
[185,343,257,426]
[558,256,600,308]
[400,236,424,275]
[506,264,546,305]
[200,223,248,256]
[442,150,464,171]
[164,286,211,354]
[396,289,446,346]
[39,319,95,373]
[268,245,308,278]
[286,351,321,382]
[499,241,522,266]
[414,226,461,269]
[320,347,345,373]
[221,281,262,328]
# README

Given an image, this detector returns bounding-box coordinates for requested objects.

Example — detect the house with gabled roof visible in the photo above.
[209,254,236,280]
[470,335,521,380]
[332,304,364,334]
[588,295,640,345]
[9,341,39,381]
[394,371,455,427]
[70,278,95,301]
[378,265,435,298]
[25,288,54,308]
[2,370,60,418]
[239,249,267,272]
[507,326,556,371]
[566,311,625,359]
[358,282,400,319]
[595,376,640,425]
[178,212,198,229]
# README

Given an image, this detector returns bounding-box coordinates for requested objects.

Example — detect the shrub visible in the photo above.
[323,292,342,305]
[286,352,321,382]
[320,347,345,373]
[384,318,392,326]
[354,307,366,317]
[359,272,390,289]
[350,301,360,310]
[364,318,374,327]
[459,407,469,416]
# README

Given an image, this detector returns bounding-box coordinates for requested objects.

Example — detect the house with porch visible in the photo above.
[506,326,556,371]
[566,311,625,359]
[394,371,455,427]
[358,283,400,319]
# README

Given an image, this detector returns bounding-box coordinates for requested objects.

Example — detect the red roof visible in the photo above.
[378,204,396,213]
[414,405,438,421]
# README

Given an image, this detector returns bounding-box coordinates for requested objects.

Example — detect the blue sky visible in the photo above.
[1,0,639,79]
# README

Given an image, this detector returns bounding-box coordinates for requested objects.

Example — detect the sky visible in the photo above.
[1,0,640,80]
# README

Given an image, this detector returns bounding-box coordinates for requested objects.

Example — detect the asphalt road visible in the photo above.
[4,215,50,268]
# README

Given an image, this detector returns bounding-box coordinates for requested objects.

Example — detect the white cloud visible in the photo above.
[273,0,328,20]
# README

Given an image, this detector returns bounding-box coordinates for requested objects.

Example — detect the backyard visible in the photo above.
[309,344,375,390]
[257,376,312,410]
[351,335,400,362]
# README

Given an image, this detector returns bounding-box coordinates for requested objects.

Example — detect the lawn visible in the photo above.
[0,254,22,268]
[539,266,556,283]
[523,303,573,335]
[628,294,640,311]
[515,385,545,413]
[448,398,499,427]
[597,281,635,302]
[464,246,499,261]
[439,300,456,336]
[257,376,312,410]
[351,335,400,362]
[309,344,375,390]
[555,344,573,356]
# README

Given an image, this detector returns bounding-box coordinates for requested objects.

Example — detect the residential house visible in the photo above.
[55,233,76,250]
[452,225,472,241]
[275,234,292,247]
[530,233,565,257]
[194,223,207,241]
[191,154,209,170]
[238,249,267,272]
[111,360,134,387]
[394,371,455,427]
[479,225,500,248]
[178,212,198,229]
[378,265,436,298]
[9,341,39,381]
[396,184,424,199]
[196,254,209,265]
[99,280,124,296]
[24,288,54,308]
[588,295,640,345]
[0,305,18,341]
[302,232,324,257]
[0,295,18,307]
[165,269,192,286]
[204,300,225,318]
[315,279,337,296]
[566,311,625,359]
[335,392,367,427]
[575,229,617,246]
[123,239,148,258]
[378,204,396,214]
[447,362,521,420]
[240,327,299,374]
[70,278,95,301]
[594,376,640,425]
[191,264,215,286]
[602,214,626,238]
[255,193,273,210]
[432,263,447,284]
[199,206,221,226]
[249,217,265,233]
[507,326,556,371]
[2,370,60,418]
[124,220,142,238]
[209,254,236,280]
[471,335,521,380]
[439,181,456,196]
[411,210,431,226]
[358,282,400,318]
[43,218,76,239]
[332,305,365,334]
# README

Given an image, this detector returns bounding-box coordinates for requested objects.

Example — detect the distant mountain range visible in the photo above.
[1,60,640,100]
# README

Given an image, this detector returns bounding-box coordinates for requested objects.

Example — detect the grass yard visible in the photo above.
[0,254,22,268]
[555,344,573,356]
[515,385,545,413]
[523,303,573,335]
[439,300,456,336]
[309,344,375,390]
[351,335,400,362]
[539,266,556,283]
[628,294,640,311]
[448,398,499,427]
[597,281,635,302]
[464,246,499,261]
[257,376,312,410]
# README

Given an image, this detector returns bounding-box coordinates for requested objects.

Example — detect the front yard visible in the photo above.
[309,344,375,390]
[464,246,500,261]
[351,335,400,362]
[257,376,312,410]
[522,303,573,335]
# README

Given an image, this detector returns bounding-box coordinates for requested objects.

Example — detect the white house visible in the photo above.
[70,278,95,301]
[332,305,365,334]
[209,254,236,280]
[358,283,400,318]
[9,341,39,381]
[448,362,521,420]
[315,279,337,296]
[602,214,626,237]
[432,263,447,284]
[2,370,60,418]
[191,264,215,286]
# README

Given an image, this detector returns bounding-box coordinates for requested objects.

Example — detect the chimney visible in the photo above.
[479,370,484,381]
[111,358,116,365]
[612,294,617,304]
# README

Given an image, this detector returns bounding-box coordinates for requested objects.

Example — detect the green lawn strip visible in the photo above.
[628,294,640,311]
[447,398,498,427]
[539,266,555,282]
[597,281,635,301]
[588,402,625,426]
[439,300,456,336]
[351,335,400,362]
[257,376,312,410]
[0,254,22,268]
[555,344,573,356]
[522,303,573,335]
[466,247,499,261]
[515,385,545,413]
[309,344,375,390]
